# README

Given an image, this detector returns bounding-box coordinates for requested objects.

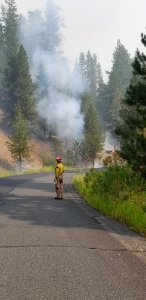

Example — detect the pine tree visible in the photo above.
[35,62,49,101]
[116,33,146,177]
[0,21,6,110]
[97,62,104,87]
[2,0,19,54]
[86,52,99,105]
[19,10,44,63]
[44,0,63,52]
[79,95,103,166]
[19,1,63,63]
[1,0,19,117]
[7,106,32,170]
[35,62,49,137]
[78,53,104,165]
[79,52,86,80]
[19,1,63,139]
[0,21,5,79]
[96,82,110,130]
[106,40,132,131]
[15,45,36,121]
[79,51,102,107]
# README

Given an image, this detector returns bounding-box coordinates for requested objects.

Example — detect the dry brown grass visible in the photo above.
[0,130,52,170]
[31,137,52,167]
[0,131,13,169]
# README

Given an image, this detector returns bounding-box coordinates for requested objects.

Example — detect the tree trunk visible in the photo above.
[19,157,22,172]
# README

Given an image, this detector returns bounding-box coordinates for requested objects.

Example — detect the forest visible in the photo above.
[0,0,146,179]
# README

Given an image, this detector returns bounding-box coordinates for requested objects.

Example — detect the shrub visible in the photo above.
[73,166,146,235]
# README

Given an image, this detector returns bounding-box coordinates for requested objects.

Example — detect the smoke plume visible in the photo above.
[19,0,84,143]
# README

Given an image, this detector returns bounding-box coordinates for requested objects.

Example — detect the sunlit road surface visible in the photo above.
[0,171,146,300]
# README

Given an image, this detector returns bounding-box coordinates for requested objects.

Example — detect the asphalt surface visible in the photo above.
[0,171,146,300]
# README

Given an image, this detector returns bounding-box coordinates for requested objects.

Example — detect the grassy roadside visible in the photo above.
[0,165,79,178]
[0,167,14,177]
[73,166,146,236]
[0,166,54,178]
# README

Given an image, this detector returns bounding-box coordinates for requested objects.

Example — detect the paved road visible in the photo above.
[0,171,146,300]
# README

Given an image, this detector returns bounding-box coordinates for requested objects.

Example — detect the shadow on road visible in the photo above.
[0,193,100,231]
[0,172,144,240]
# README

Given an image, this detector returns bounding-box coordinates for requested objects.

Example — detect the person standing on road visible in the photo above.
[54,156,64,199]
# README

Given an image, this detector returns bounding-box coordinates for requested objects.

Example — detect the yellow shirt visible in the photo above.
[55,162,64,176]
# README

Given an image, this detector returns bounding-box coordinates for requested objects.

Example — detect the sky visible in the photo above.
[1,0,146,79]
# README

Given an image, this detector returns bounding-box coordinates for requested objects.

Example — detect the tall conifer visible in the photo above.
[7,105,32,170]
[1,0,19,117]
[80,95,103,166]
[15,45,36,121]
[116,33,146,177]
[106,40,132,131]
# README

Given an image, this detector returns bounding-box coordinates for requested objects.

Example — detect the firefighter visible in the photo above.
[54,156,64,199]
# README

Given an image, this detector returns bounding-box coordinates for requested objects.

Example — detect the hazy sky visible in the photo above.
[1,0,146,79]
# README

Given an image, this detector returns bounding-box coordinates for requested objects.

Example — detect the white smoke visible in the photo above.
[37,91,83,140]
[19,1,85,143]
[32,48,84,141]
[104,131,120,151]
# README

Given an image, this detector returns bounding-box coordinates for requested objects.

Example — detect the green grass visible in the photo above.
[73,167,146,236]
[22,165,79,175]
[0,164,79,178]
[0,167,14,177]
[22,166,54,174]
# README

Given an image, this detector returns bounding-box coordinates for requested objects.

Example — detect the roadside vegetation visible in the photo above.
[74,166,146,236]
[0,166,53,178]
[0,164,78,178]
[22,165,77,175]
[73,29,146,237]
[0,167,14,178]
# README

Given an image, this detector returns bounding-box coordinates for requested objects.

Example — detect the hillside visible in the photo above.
[0,129,52,171]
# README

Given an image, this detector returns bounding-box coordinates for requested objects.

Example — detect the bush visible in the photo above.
[73,166,146,235]
[40,151,54,167]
